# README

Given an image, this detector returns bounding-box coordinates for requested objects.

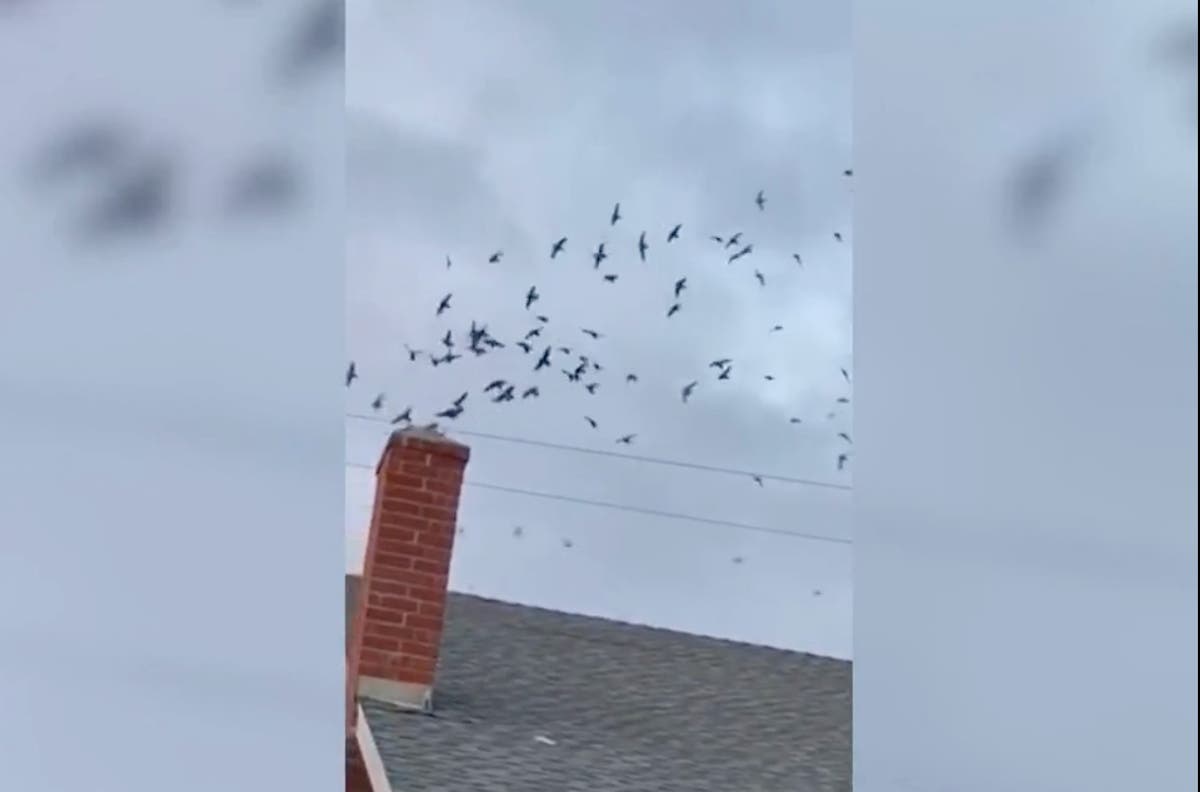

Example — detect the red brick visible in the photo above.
[381,473,425,490]
[372,551,417,571]
[416,530,455,551]
[376,534,419,553]
[412,558,447,575]
[405,614,443,633]
[418,505,457,522]
[408,585,447,604]
[382,490,435,508]
[368,580,410,598]
[400,640,439,659]
[362,634,400,652]
[418,600,445,618]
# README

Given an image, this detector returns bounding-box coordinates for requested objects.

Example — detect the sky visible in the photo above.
[345,0,854,659]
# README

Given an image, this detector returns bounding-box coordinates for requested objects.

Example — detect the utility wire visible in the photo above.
[345,461,852,546]
[345,412,852,492]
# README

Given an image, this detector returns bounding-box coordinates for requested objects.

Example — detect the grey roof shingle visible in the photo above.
[353,584,851,792]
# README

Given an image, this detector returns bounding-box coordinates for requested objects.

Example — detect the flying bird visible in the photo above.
[391,407,413,425]
[517,341,533,354]
[435,404,464,420]
[524,327,543,340]
[833,233,843,243]
[617,434,636,445]
[441,329,454,348]
[522,386,540,399]
[789,417,802,424]
[625,373,638,383]
[638,231,648,261]
[436,293,452,315]
[763,375,775,382]
[717,366,732,380]
[709,358,732,369]
[581,328,603,340]
[557,346,572,355]
[488,250,503,263]
[836,397,850,404]
[603,273,618,283]
[550,237,567,258]
[838,432,853,444]
[484,380,507,394]
[770,324,784,333]
[525,285,539,309]
[728,243,753,264]
[610,202,621,225]
[841,368,851,383]
[710,235,725,244]
[792,253,803,267]
[837,453,849,471]
[371,393,385,411]
[534,346,552,371]
[752,475,764,487]
[584,382,599,395]
[724,233,742,249]
[562,538,574,549]
[592,242,607,269]
[512,525,524,538]
[584,416,598,429]
[536,315,550,324]
[446,255,453,269]
[667,224,682,242]
[673,278,687,298]
[345,362,357,387]
[453,391,469,408]
[681,380,698,403]
[844,169,853,177]
[666,303,681,318]
[754,270,765,286]
[755,190,766,210]
[492,385,515,403]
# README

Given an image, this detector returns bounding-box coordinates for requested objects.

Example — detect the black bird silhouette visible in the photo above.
[453,391,469,408]
[667,224,682,242]
[592,242,607,269]
[572,361,589,379]
[836,397,850,404]
[754,270,766,286]
[525,285,539,309]
[752,475,764,487]
[681,380,698,403]
[844,169,853,177]
[512,525,524,538]
[441,329,454,349]
[391,407,413,425]
[446,255,453,269]
[709,358,732,369]
[792,253,803,267]
[403,345,422,362]
[638,231,648,261]
[524,327,543,340]
[484,379,507,393]
[664,303,681,318]
[838,432,853,444]
[710,235,725,244]
[755,190,766,211]
[534,346,552,371]
[371,393,385,411]
[492,385,515,403]
[610,202,621,225]
[789,417,802,424]
[76,151,173,240]
[488,250,503,263]
[522,386,539,399]
[536,315,550,323]
[584,382,599,395]
[27,120,129,187]
[446,352,462,364]
[563,368,582,383]
[345,362,357,387]
[550,237,567,258]
[840,368,851,383]
[591,360,603,372]
[557,346,572,355]
[436,293,452,315]
[517,341,533,354]
[584,416,598,429]
[581,328,602,340]
[837,453,849,471]
[673,278,687,298]
[617,434,636,445]
[278,0,344,84]
[732,556,745,565]
[724,233,742,249]
[718,366,732,380]
[435,404,464,420]
[562,538,574,549]
[833,233,843,243]
[625,373,638,383]
[603,274,618,283]
[728,244,753,264]
[770,324,784,333]
[763,375,775,382]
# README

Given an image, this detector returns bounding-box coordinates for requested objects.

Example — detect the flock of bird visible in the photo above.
[348,178,855,475]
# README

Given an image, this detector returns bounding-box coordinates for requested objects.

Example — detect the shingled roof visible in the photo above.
[350,579,852,792]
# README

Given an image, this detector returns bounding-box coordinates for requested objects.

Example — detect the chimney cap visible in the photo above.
[380,426,470,467]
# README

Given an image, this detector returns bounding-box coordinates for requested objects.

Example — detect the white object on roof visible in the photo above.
[533,735,557,746]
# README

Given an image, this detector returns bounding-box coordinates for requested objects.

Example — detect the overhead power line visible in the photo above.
[345,412,852,492]
[345,461,852,546]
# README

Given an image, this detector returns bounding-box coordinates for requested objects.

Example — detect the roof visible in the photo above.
[351,579,851,791]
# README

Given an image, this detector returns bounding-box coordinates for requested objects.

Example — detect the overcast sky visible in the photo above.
[346,0,853,658]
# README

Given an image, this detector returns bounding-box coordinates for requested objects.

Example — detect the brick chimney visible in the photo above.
[347,426,470,714]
